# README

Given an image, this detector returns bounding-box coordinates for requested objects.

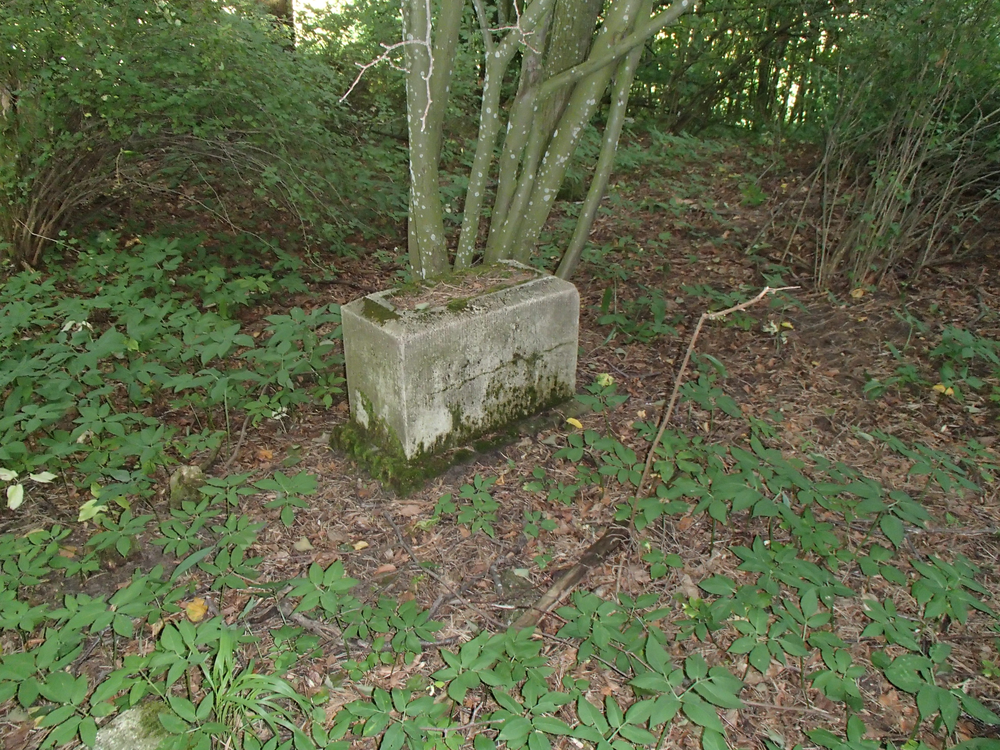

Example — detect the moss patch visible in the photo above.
[330,398,587,495]
[330,421,465,495]
[361,297,401,324]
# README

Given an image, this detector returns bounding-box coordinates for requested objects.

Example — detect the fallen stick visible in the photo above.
[512,522,629,630]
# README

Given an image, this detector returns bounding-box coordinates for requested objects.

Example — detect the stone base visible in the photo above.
[341,263,579,461]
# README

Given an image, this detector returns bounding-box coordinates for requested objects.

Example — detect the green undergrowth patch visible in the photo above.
[1,234,999,749]
[0,231,345,507]
[863,320,1000,418]
[1,369,998,749]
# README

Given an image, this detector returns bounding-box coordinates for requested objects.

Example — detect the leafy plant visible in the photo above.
[0,467,56,510]
[154,621,318,750]
[254,470,318,527]
[434,474,500,538]
[0,0,362,265]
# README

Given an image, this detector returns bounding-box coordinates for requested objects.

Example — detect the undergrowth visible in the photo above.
[0,235,998,750]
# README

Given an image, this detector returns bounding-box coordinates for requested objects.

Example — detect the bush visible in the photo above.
[811,0,1000,285]
[0,0,360,266]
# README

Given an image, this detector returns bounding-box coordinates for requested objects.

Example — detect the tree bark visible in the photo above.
[405,0,696,276]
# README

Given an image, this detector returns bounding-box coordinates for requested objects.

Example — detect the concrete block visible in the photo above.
[342,264,578,460]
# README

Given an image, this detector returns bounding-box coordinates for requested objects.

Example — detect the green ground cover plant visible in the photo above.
[1,27,999,741]
[0,228,998,750]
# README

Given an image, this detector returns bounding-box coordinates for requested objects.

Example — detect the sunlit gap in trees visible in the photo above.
[296,0,361,47]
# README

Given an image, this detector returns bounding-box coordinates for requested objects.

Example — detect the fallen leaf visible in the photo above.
[679,574,700,600]
[257,448,273,461]
[352,540,369,551]
[373,564,397,575]
[185,597,209,623]
[566,418,583,429]
[850,288,866,298]
[6,484,24,510]
[395,503,424,517]
[293,536,314,552]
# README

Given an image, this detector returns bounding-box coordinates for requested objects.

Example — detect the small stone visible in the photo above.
[95,702,175,750]
[168,465,205,509]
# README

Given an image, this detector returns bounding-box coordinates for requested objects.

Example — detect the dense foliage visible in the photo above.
[809,0,1000,284]
[0,0,365,266]
[1,232,998,749]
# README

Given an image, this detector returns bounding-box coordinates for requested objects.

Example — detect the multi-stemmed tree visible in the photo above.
[399,0,696,279]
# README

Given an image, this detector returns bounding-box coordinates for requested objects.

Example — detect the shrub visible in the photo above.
[0,0,359,266]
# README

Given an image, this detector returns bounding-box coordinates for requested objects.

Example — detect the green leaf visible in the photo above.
[694,679,743,709]
[380,723,405,750]
[699,576,736,596]
[361,711,391,737]
[493,688,524,714]
[156,708,188,734]
[916,684,940,720]
[605,695,624,728]
[168,696,198,722]
[700,728,729,750]
[645,636,671,674]
[880,515,905,547]
[39,704,77,728]
[685,654,709,680]
[939,689,961,733]
[170,546,214,582]
[959,692,1000,725]
[79,716,98,747]
[577,697,609,731]
[728,636,756,655]
[650,694,681,726]
[532,716,573,736]
[631,672,672,692]
[680,696,723,732]
[618,724,658,745]
[748,643,771,674]
[624,699,655,726]
[884,654,930,693]
[498,717,533,744]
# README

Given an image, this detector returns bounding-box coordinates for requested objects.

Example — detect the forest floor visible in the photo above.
[3,133,1000,750]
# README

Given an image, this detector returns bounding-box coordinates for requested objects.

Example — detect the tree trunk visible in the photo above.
[404,0,696,277]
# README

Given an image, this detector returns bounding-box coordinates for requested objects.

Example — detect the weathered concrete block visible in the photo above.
[342,264,578,460]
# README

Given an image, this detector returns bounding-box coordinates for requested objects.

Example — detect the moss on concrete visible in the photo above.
[331,398,585,495]
[330,421,462,495]
[361,297,400,324]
